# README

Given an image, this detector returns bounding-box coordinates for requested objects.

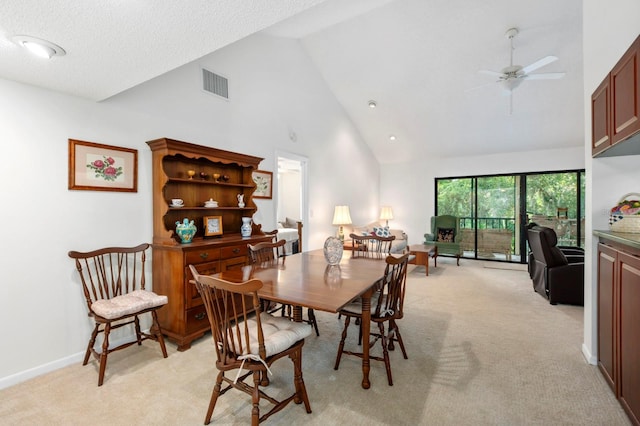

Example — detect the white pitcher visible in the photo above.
[241,217,252,237]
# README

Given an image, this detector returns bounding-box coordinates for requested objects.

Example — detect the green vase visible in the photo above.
[176,218,196,243]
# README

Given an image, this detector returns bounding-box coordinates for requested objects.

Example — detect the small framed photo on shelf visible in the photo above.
[204,215,223,237]
[68,139,138,192]
[252,170,273,199]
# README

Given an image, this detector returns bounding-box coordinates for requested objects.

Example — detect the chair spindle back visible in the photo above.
[189,265,265,364]
[247,239,287,265]
[350,233,396,260]
[69,243,149,313]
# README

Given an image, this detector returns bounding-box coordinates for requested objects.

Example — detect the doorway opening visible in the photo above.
[276,152,308,252]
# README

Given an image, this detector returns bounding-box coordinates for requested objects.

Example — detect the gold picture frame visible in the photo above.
[252,169,273,199]
[68,139,138,192]
[204,215,223,236]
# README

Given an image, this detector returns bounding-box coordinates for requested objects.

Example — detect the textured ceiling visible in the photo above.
[0,0,327,100]
[0,0,583,163]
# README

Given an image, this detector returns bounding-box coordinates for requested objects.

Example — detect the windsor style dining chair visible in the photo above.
[68,243,168,386]
[189,265,312,425]
[334,253,410,386]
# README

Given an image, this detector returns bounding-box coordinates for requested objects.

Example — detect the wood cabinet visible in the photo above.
[591,77,611,156]
[612,36,640,146]
[147,138,272,350]
[597,243,617,391]
[592,35,640,157]
[597,241,640,425]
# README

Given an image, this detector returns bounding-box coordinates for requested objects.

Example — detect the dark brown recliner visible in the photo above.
[526,225,584,305]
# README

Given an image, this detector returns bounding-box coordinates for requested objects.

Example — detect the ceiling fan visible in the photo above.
[472,27,565,112]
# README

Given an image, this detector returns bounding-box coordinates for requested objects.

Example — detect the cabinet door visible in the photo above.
[611,36,640,145]
[618,250,640,424]
[592,76,611,156]
[597,243,617,392]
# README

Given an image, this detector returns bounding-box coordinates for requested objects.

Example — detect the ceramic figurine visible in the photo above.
[175,218,196,243]
[237,193,245,208]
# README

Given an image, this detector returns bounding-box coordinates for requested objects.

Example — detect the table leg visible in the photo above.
[424,252,429,276]
[360,289,372,389]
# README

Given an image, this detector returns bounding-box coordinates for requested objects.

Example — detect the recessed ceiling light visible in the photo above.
[368,100,377,108]
[12,35,66,59]
[389,135,397,142]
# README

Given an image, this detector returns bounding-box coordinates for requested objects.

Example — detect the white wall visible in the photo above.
[582,0,640,363]
[278,170,302,221]
[381,146,585,246]
[0,33,379,388]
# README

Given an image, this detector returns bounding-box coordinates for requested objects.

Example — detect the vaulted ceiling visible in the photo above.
[0,0,583,163]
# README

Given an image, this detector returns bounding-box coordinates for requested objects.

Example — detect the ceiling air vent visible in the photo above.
[202,68,228,99]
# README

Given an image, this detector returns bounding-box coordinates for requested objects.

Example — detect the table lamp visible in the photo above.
[380,206,394,227]
[332,205,352,241]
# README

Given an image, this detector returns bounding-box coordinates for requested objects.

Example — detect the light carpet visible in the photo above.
[0,258,631,425]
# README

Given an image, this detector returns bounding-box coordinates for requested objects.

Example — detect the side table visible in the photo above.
[408,244,438,276]
[343,240,365,252]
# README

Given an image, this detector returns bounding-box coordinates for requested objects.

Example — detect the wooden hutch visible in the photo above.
[147,138,272,350]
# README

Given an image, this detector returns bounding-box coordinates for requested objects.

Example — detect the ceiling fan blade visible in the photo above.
[521,55,558,74]
[478,69,504,78]
[524,72,566,80]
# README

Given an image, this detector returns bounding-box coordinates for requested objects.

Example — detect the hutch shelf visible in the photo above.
[147,137,272,350]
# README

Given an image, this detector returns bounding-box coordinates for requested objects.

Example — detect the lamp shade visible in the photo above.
[332,205,352,226]
[379,206,394,221]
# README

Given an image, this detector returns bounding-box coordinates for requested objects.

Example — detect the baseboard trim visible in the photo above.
[0,351,83,390]
[582,343,597,365]
[0,331,148,390]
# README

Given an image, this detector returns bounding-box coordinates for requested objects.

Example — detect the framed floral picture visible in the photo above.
[252,170,273,199]
[68,139,138,192]
[204,215,223,236]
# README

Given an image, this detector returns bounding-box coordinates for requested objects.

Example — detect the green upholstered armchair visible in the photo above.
[424,215,462,265]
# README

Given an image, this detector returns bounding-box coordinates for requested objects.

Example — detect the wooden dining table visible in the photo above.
[213,249,388,389]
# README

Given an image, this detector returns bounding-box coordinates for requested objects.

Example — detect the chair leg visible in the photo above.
[134,315,143,346]
[378,322,393,386]
[334,316,351,370]
[251,371,261,426]
[98,323,111,386]
[151,311,168,358]
[388,320,408,359]
[204,371,224,425]
[84,324,100,366]
[308,309,319,336]
[290,348,312,413]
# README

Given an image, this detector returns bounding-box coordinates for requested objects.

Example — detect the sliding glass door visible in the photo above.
[437,178,476,257]
[525,172,584,248]
[476,176,518,261]
[436,170,584,263]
